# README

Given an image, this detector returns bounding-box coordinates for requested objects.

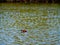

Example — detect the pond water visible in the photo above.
[0,3,60,45]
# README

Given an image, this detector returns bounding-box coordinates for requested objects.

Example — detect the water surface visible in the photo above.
[0,3,60,45]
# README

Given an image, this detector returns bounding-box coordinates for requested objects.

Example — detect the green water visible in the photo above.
[0,3,60,45]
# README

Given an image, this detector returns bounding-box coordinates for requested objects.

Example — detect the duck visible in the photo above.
[21,29,27,33]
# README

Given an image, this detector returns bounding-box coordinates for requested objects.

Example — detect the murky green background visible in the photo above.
[0,3,60,45]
